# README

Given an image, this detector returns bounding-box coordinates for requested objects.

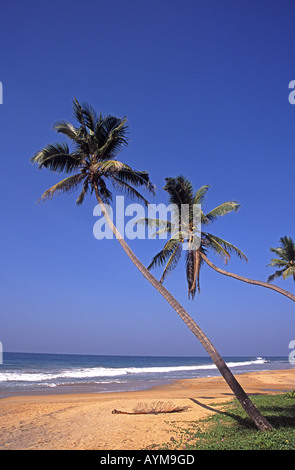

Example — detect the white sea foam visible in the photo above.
[0,357,268,383]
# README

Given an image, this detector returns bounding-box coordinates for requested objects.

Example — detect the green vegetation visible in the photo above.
[158,393,295,450]
[139,176,247,299]
[140,175,295,303]
[267,236,295,283]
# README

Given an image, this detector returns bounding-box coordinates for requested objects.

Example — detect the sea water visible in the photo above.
[0,352,293,396]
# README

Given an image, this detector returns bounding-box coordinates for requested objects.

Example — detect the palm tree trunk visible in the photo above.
[200,252,295,302]
[93,185,273,431]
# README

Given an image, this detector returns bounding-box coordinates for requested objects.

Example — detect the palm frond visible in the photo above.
[282,266,295,280]
[72,98,86,129]
[159,242,182,283]
[280,236,295,254]
[163,176,194,207]
[37,173,84,202]
[31,143,82,173]
[76,179,90,205]
[204,233,248,263]
[205,201,241,222]
[95,115,122,150]
[95,160,131,174]
[269,247,285,258]
[147,238,181,271]
[194,185,210,204]
[112,401,190,415]
[185,249,202,298]
[110,175,150,206]
[200,209,210,225]
[115,168,155,195]
[267,258,289,268]
[267,269,285,283]
[98,117,129,159]
[80,102,98,132]
[270,237,295,262]
[52,121,80,141]
[96,177,113,204]
[134,218,172,238]
[135,217,172,233]
[101,115,125,136]
[203,233,230,262]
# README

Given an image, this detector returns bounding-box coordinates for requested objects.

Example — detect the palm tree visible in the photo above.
[143,176,247,298]
[267,236,295,283]
[142,176,295,302]
[32,99,155,206]
[31,100,272,431]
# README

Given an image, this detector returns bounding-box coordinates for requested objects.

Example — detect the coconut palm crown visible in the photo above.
[267,236,295,282]
[138,176,247,299]
[31,98,155,206]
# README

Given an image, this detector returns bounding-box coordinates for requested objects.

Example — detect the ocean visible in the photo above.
[0,352,294,397]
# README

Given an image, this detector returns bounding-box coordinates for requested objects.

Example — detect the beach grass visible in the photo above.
[155,392,295,450]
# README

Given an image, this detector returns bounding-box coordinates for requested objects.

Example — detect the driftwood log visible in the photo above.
[112,401,190,415]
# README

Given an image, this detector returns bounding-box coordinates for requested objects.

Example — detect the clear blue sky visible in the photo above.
[0,0,294,357]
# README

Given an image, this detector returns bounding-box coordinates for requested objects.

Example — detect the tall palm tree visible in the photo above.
[142,176,295,302]
[31,100,272,431]
[267,236,295,283]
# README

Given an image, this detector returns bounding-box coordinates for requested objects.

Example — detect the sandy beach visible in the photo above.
[0,369,294,450]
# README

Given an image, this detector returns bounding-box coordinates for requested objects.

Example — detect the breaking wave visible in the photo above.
[0,357,268,383]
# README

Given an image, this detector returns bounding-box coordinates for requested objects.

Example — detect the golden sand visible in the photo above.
[0,369,294,450]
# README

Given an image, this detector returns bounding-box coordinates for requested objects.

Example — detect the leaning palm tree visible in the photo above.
[142,176,295,302]
[267,236,295,283]
[31,100,272,431]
